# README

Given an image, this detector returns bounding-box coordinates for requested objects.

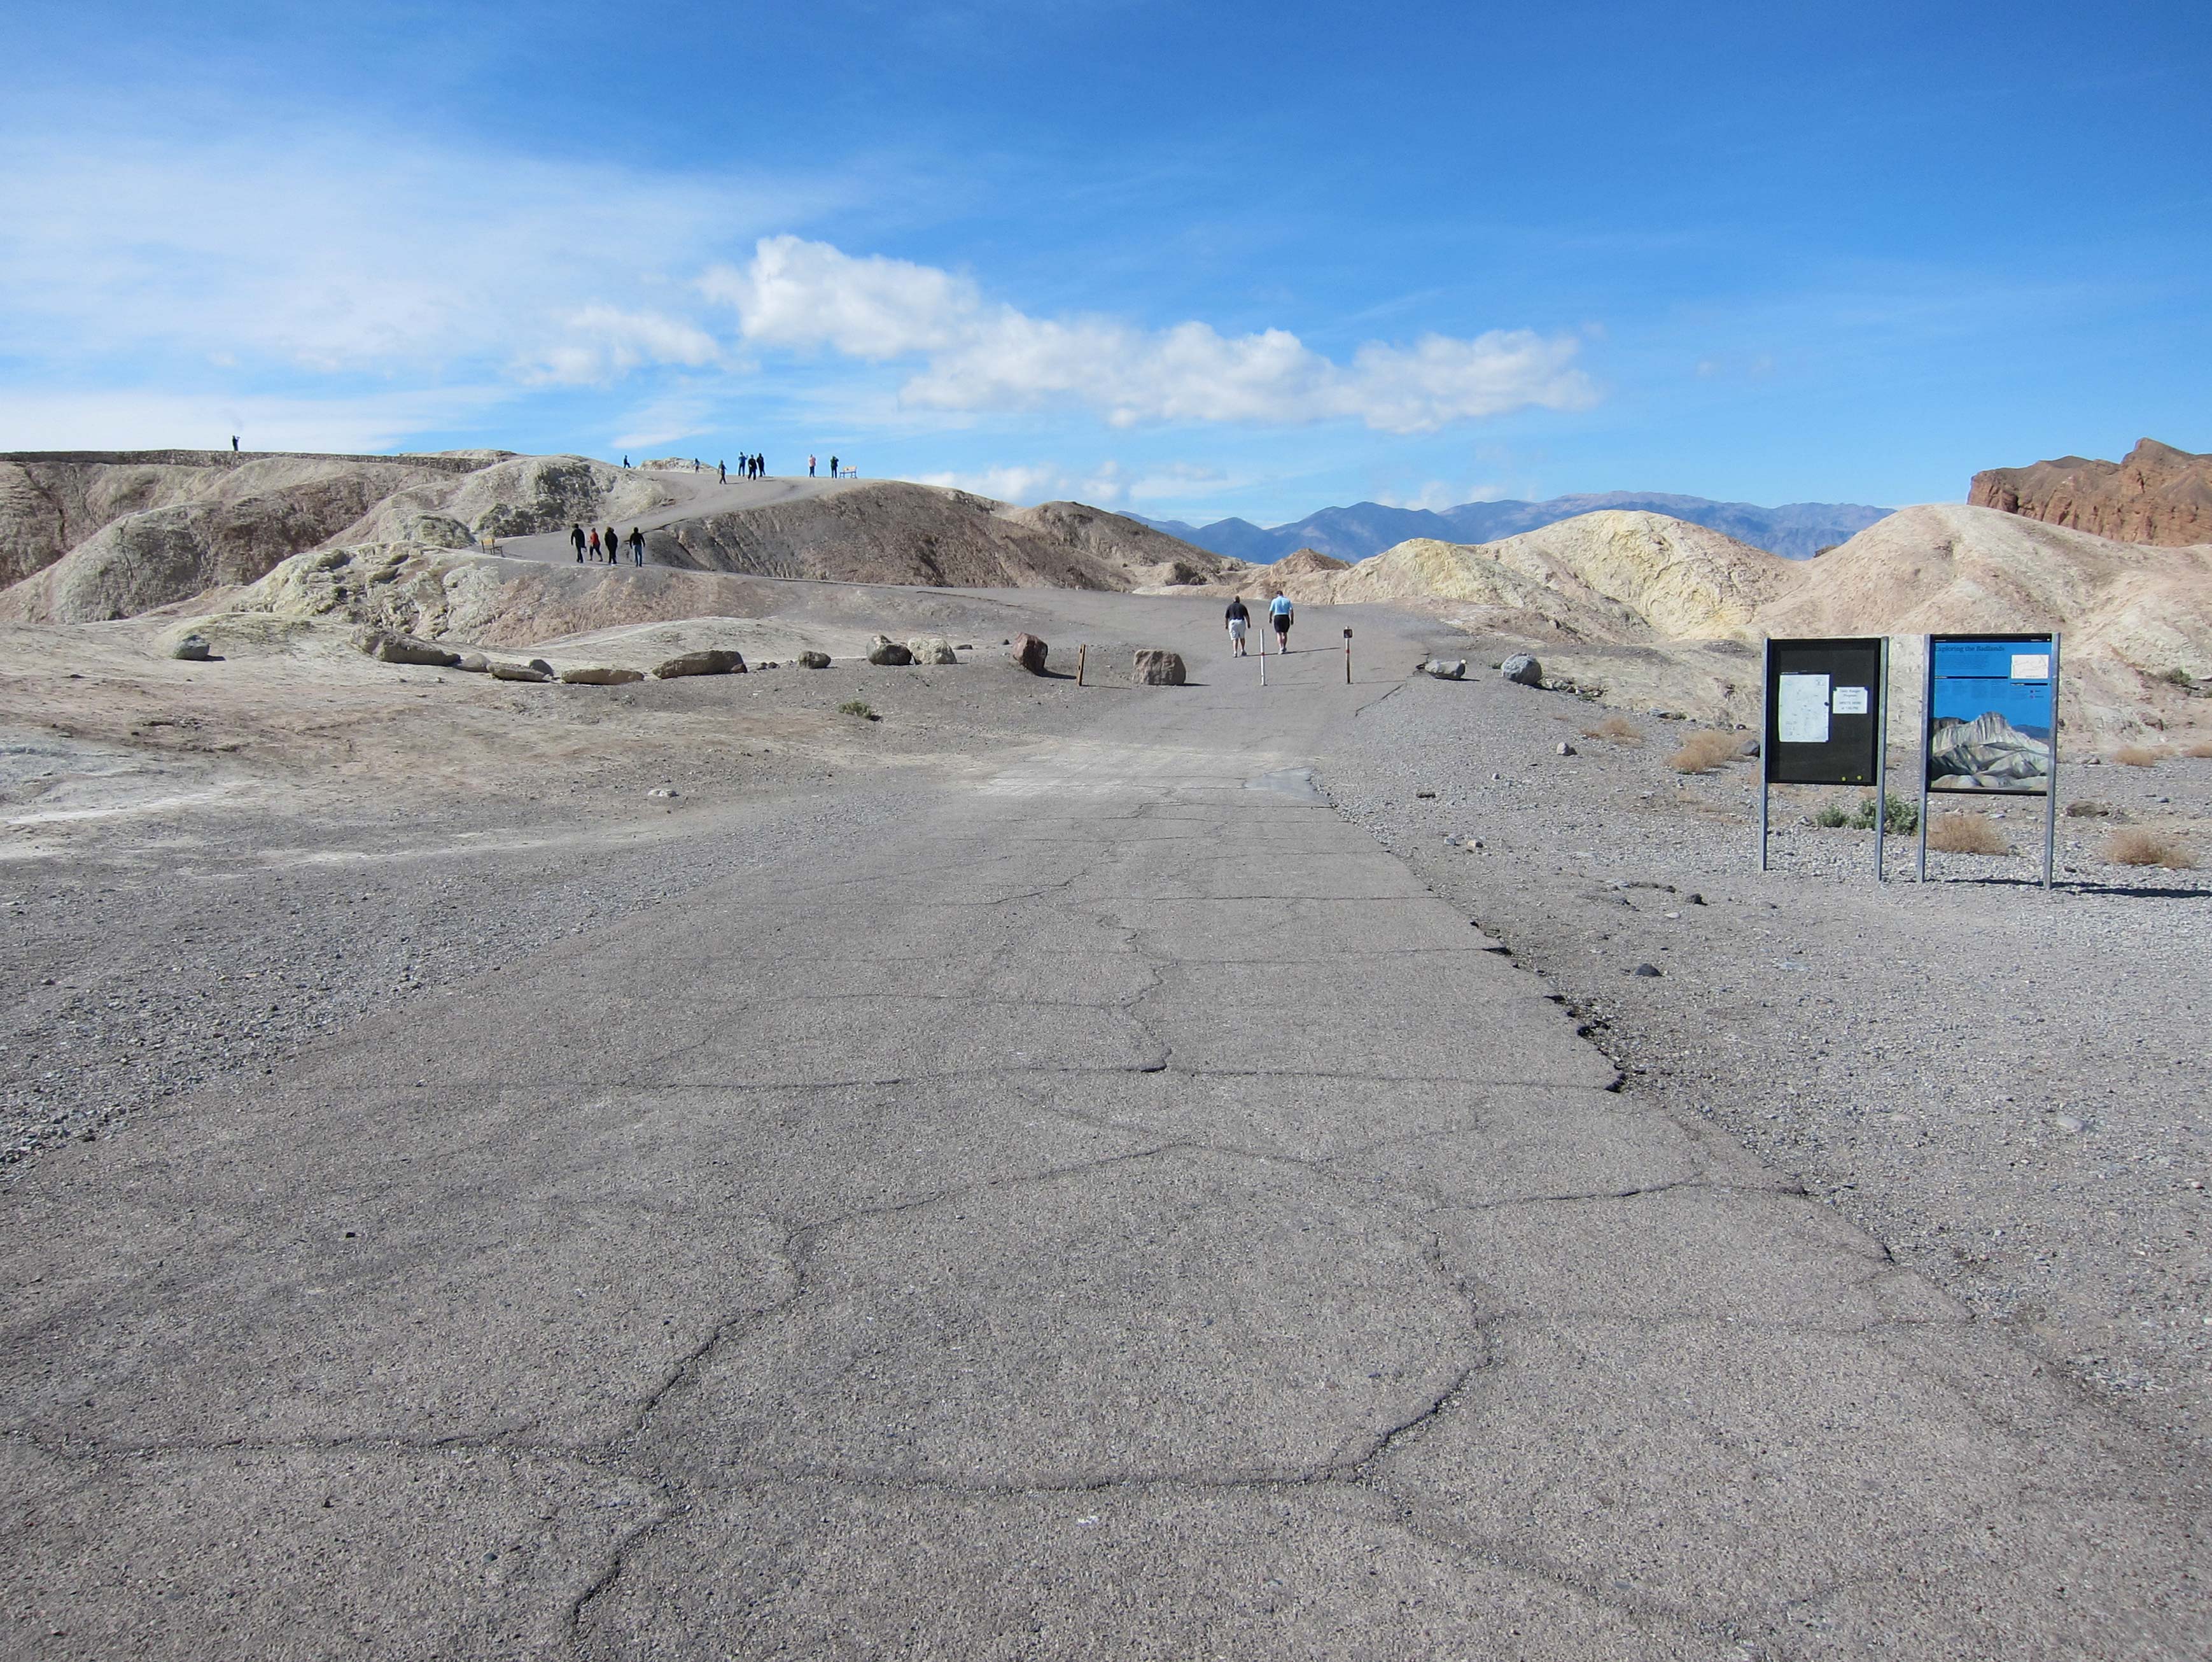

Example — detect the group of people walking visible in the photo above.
[571,523,645,566]
[1224,591,1295,657]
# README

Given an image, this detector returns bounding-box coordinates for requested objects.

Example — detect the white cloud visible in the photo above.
[705,236,1597,434]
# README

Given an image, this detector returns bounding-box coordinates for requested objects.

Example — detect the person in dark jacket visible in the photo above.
[1224,595,1252,657]
[603,525,619,568]
[628,526,645,566]
[571,523,586,563]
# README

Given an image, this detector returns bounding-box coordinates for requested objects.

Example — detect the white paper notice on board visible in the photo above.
[2011,653,2050,680]
[1831,685,1870,715]
[1778,673,1831,743]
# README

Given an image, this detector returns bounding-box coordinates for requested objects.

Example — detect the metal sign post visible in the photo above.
[1757,638,1771,871]
[1760,635,1886,877]
[1921,631,2061,889]
[1915,634,1933,883]
[1343,627,1353,684]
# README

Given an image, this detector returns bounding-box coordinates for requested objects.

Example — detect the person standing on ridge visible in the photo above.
[1224,595,1251,657]
[808,454,816,476]
[571,523,587,562]
[718,460,725,482]
[1269,589,1294,654]
[628,526,645,566]
[603,525,619,568]
[230,435,239,453]
[829,454,839,481]
[587,528,601,561]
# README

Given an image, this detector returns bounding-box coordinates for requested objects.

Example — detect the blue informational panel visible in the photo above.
[1927,634,2055,794]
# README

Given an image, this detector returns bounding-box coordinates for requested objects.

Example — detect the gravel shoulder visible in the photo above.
[1322,640,2212,1451]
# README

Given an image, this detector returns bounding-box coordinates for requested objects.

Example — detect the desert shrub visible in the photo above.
[1811,801,1852,827]
[1928,812,2010,856]
[1669,730,1742,773]
[2066,799,2111,818]
[837,699,876,719]
[2113,744,2163,767]
[1868,792,1919,834]
[1583,715,1644,745]
[2186,741,2212,759]
[2160,666,2194,687]
[2104,827,2197,869]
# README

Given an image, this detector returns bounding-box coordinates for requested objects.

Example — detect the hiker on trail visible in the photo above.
[628,526,645,566]
[587,528,601,561]
[755,453,765,478]
[1224,595,1252,657]
[1269,590,1294,653]
[571,523,587,562]
[603,525,619,568]
[829,454,839,480]
[622,455,629,468]
[230,435,239,453]
[718,460,725,482]
[808,454,816,476]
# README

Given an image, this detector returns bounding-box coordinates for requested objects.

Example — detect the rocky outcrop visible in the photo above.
[1971,439,2212,547]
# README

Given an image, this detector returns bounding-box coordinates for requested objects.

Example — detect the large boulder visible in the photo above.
[1418,658,1467,680]
[1011,633,1049,675]
[867,634,914,666]
[357,628,461,668]
[1500,653,1543,686]
[796,650,832,669]
[169,633,213,662]
[654,648,746,679]
[1131,648,1187,687]
[559,665,645,685]
[907,637,958,665]
[454,651,489,673]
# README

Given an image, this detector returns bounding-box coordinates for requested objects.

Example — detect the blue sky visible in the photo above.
[1,0,2205,525]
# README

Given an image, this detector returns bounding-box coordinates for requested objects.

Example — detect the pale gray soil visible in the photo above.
[4,586,2208,1659]
[1323,643,2212,1450]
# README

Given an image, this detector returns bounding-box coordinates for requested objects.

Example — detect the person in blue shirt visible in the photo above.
[1268,591,1294,654]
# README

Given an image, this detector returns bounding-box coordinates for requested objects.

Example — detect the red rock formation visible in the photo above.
[1970,439,2212,546]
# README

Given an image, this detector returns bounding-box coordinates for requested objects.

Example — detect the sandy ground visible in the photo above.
[4,576,2208,1654]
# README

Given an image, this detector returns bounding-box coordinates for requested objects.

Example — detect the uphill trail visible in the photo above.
[4,602,2206,1660]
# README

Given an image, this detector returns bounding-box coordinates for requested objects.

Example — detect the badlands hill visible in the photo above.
[0,451,1229,624]
[1971,437,2212,547]
[1200,503,2212,738]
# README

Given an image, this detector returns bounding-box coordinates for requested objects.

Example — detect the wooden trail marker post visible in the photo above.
[1076,645,1086,687]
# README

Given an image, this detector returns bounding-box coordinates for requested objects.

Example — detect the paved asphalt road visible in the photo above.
[5,602,2206,1659]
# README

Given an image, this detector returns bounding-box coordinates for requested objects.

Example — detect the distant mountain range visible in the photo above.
[1130,492,1894,563]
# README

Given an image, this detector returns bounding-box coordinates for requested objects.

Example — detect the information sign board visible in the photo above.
[1925,634,2055,794]
[1763,638,1884,785]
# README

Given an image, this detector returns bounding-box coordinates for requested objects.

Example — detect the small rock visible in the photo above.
[907,637,958,665]
[1630,962,1662,977]
[169,633,213,661]
[647,787,678,798]
[797,651,832,669]
[1501,653,1543,686]
[1739,738,1762,757]
[653,649,746,679]
[1415,789,1436,799]
[1131,648,1187,686]
[453,652,489,673]
[1011,633,1050,675]
[1556,741,1577,756]
[1686,892,1705,905]
[866,635,914,666]
[1418,658,1467,680]
[560,665,646,686]
[358,628,461,668]
[2054,1114,2085,1134]
[489,659,553,682]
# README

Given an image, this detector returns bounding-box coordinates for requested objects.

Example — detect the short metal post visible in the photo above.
[1076,644,1086,688]
[2045,632,2062,889]
[1343,628,1353,684]
[1916,635,1931,883]
[1260,650,1266,687]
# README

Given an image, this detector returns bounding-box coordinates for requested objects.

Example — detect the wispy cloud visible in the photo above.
[705,236,1599,433]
